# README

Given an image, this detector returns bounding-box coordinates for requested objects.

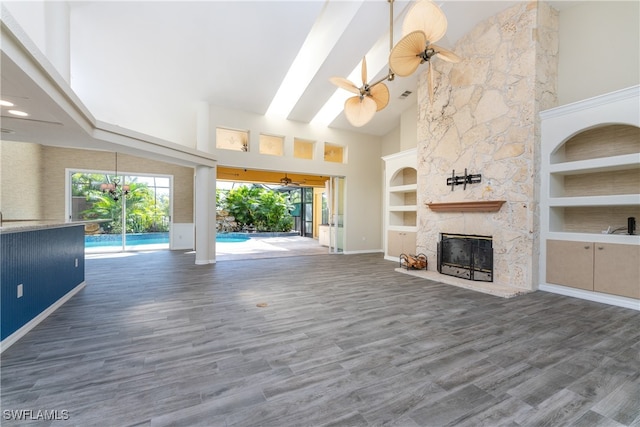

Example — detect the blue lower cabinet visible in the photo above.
[1,225,85,341]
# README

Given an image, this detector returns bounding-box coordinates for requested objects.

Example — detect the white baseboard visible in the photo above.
[539,283,640,311]
[343,249,384,255]
[0,282,87,353]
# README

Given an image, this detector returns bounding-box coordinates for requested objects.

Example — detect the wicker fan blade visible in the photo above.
[369,83,390,111]
[389,30,427,77]
[402,0,448,44]
[344,96,377,127]
[432,45,461,63]
[361,57,368,86]
[428,60,434,104]
[330,77,360,95]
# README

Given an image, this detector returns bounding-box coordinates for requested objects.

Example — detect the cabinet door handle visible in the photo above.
[584,245,590,249]
[597,246,604,250]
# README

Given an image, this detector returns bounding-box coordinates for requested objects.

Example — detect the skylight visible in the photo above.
[265,1,364,119]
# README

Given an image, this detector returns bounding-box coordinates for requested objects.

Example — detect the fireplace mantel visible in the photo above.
[427,200,506,212]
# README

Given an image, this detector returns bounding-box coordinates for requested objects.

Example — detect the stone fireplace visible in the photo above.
[414,2,559,293]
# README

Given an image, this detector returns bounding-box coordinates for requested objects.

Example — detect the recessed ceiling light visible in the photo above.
[0,100,15,107]
[8,110,29,117]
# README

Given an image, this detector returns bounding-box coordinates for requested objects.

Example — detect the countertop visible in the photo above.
[0,221,86,234]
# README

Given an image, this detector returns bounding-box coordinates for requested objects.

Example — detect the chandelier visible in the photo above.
[100,152,130,201]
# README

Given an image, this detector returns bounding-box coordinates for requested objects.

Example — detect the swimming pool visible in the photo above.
[216,233,251,243]
[85,233,169,247]
[85,232,251,247]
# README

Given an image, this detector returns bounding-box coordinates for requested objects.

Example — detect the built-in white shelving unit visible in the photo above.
[540,86,640,310]
[383,149,418,261]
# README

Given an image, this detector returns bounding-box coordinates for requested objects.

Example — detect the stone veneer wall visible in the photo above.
[416,1,558,290]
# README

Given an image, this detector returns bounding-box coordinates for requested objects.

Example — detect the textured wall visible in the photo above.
[1,142,194,224]
[416,2,558,290]
[41,146,195,223]
[0,142,43,220]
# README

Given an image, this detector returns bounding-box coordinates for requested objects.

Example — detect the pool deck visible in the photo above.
[215,235,328,261]
[85,235,329,261]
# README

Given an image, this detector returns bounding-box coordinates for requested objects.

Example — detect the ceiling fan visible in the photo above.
[279,173,299,186]
[330,0,396,127]
[389,0,461,103]
[330,57,390,128]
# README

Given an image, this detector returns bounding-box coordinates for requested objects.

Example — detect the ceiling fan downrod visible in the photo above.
[387,0,395,82]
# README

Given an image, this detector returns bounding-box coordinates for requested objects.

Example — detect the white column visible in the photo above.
[44,1,70,83]
[195,101,216,264]
[194,165,212,265]
[208,168,217,263]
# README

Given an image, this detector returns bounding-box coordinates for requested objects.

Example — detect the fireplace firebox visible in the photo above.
[437,233,493,282]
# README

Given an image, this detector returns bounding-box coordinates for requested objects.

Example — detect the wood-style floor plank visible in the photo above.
[1,250,639,426]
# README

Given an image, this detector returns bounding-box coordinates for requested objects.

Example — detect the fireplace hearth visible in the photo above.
[437,233,493,282]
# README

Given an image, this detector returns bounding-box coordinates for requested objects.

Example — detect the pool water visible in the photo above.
[85,232,251,247]
[85,233,169,248]
[216,233,251,243]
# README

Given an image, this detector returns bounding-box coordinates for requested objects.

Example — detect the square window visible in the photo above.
[216,127,248,152]
[294,138,314,160]
[324,142,344,163]
[259,134,284,156]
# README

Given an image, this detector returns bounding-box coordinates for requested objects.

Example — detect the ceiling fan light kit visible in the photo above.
[331,0,462,124]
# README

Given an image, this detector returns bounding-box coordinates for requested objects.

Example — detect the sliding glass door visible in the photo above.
[69,170,171,252]
[327,176,344,253]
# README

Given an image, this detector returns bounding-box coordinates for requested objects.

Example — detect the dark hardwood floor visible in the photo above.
[1,250,639,426]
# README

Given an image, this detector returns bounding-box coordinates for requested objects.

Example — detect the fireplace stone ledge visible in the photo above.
[395,268,532,298]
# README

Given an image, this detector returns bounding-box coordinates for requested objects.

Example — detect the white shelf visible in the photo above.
[389,184,418,193]
[549,194,640,207]
[388,205,417,212]
[549,153,640,175]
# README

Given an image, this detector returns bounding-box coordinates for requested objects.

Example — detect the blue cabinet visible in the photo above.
[1,225,85,341]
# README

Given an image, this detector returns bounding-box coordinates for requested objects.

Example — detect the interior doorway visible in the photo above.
[216,166,330,240]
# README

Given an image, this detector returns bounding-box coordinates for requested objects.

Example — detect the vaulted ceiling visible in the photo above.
[2,1,574,149]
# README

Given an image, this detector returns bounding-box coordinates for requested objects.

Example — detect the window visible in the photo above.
[294,138,314,160]
[216,127,249,152]
[324,142,345,163]
[259,134,284,156]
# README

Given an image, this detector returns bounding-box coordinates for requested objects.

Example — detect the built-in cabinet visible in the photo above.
[547,240,639,299]
[540,86,640,310]
[387,230,416,258]
[383,149,417,261]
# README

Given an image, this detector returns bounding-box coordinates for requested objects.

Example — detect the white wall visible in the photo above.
[2,1,47,55]
[557,1,639,105]
[381,125,401,158]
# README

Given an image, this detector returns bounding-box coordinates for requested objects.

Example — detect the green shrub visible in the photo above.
[217,185,294,232]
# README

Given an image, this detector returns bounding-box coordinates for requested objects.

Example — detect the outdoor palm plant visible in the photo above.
[77,175,169,234]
